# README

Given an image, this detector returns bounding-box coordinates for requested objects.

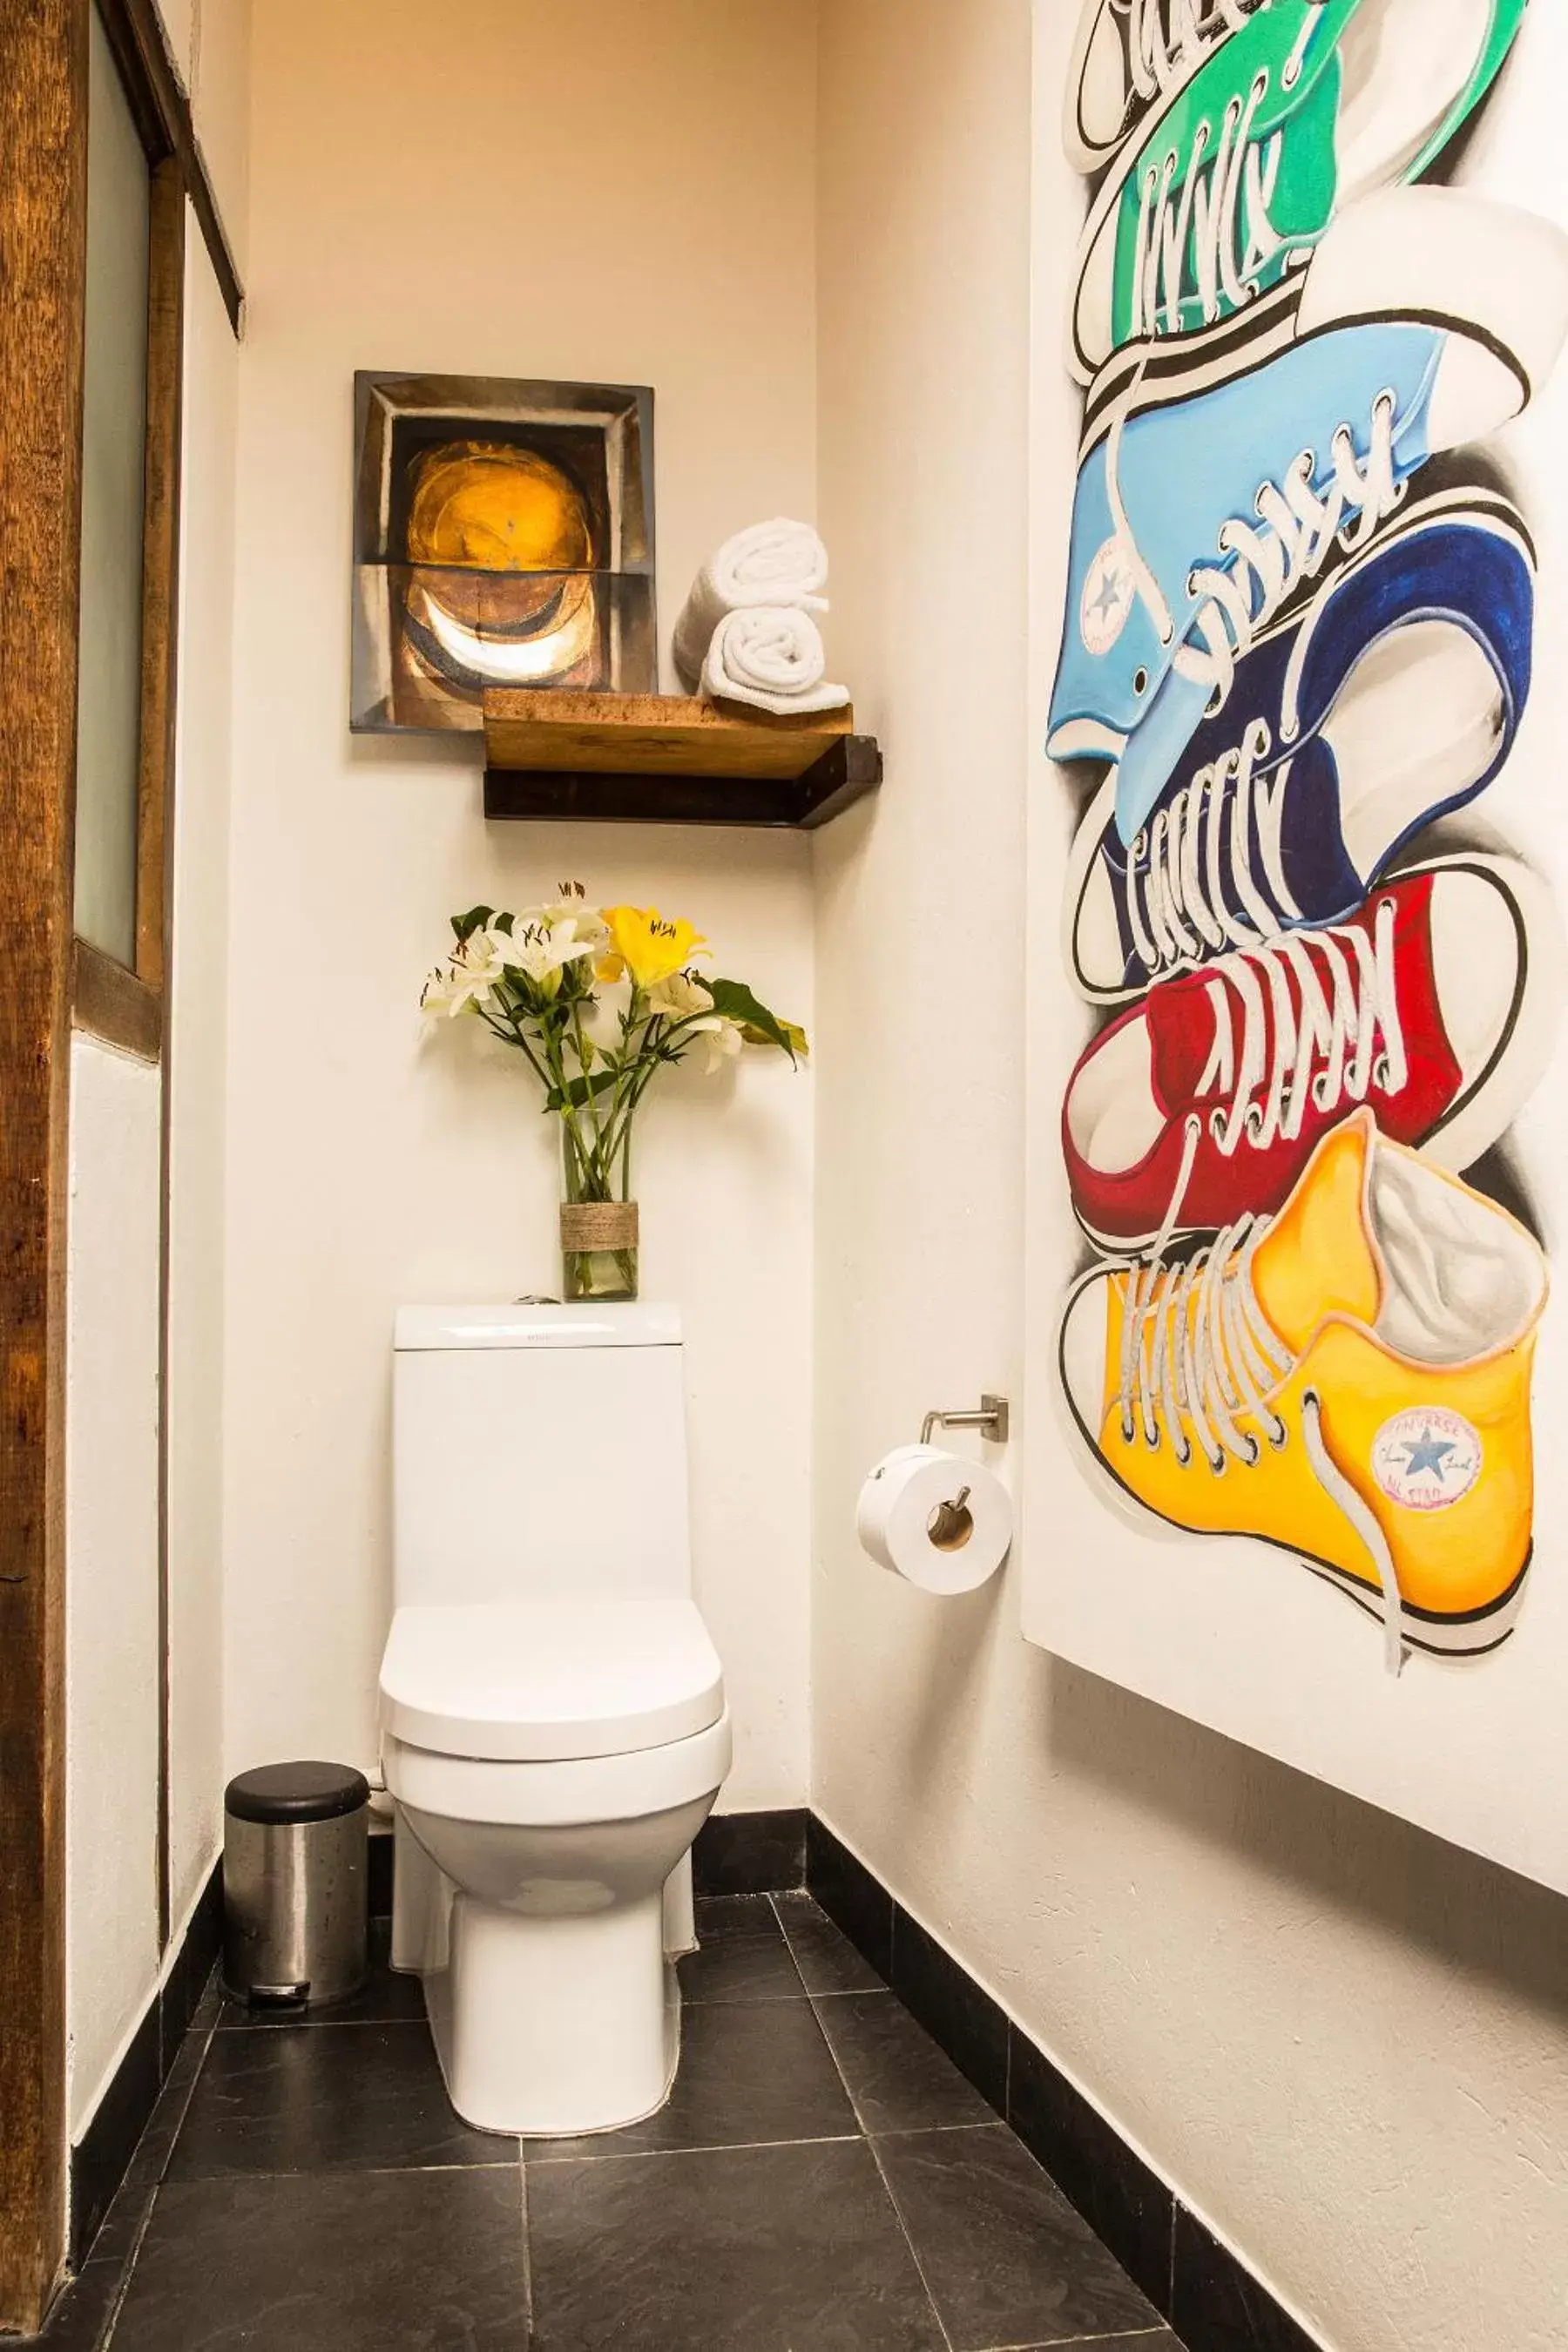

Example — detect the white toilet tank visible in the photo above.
[393,1303,692,1607]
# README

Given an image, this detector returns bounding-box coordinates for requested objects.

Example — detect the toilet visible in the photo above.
[378,1302,731,2137]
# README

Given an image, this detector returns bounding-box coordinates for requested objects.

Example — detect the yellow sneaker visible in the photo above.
[1058,1109,1547,1670]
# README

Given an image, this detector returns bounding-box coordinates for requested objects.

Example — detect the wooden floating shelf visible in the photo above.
[481,689,882,830]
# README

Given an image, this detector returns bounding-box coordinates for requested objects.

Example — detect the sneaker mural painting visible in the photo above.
[1049,188,1568,844]
[1046,0,1568,1706]
[1064,482,1536,1001]
[1062,0,1524,182]
[1062,858,1565,1252]
[1067,0,1530,384]
[1057,1112,1547,1672]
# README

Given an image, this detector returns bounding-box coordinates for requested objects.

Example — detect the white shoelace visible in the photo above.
[1106,390,1402,718]
[1193,896,1408,1159]
[1122,715,1300,977]
[1176,394,1402,708]
[1128,18,1321,341]
[1114,1216,1409,1674]
[1119,0,1262,112]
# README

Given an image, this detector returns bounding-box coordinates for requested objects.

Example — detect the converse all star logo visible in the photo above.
[1371,1408,1484,1514]
[1080,535,1137,656]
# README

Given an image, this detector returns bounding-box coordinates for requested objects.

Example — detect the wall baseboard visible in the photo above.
[694,1806,808,1896]
[805,1816,1327,2352]
[69,1858,223,2269]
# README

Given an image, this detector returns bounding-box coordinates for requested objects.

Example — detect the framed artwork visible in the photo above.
[1025,0,1568,1894]
[351,372,656,733]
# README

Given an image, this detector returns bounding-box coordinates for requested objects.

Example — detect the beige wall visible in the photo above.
[222,0,819,1804]
[812,7,1568,2352]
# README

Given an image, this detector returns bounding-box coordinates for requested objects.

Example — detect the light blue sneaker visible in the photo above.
[1047,187,1568,846]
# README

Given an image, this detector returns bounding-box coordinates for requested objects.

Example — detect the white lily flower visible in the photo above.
[645,968,714,1021]
[489,915,598,988]
[692,1015,746,1075]
[422,931,508,1020]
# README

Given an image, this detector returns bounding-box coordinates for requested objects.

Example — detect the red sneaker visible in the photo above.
[1062,855,1561,1252]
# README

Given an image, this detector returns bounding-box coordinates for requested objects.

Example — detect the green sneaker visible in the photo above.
[1069,0,1528,384]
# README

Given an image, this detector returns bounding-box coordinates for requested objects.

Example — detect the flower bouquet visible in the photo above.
[422,884,807,1301]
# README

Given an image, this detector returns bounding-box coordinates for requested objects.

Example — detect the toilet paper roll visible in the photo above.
[855,1444,1012,1595]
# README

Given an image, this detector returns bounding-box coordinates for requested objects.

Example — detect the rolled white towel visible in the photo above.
[672,517,829,690]
[702,606,850,717]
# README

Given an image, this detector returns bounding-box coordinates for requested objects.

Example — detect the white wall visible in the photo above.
[221,0,818,1806]
[64,1037,163,2139]
[813,8,1568,2352]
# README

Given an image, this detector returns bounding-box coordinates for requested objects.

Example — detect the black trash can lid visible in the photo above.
[225,1761,370,1825]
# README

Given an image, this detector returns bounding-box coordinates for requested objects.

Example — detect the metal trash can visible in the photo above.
[223,1761,369,2008]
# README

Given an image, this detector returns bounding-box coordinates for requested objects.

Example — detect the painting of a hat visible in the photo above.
[352,375,655,733]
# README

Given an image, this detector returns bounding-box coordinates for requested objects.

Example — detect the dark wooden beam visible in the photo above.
[0,0,88,2325]
[483,734,884,829]
[96,0,244,336]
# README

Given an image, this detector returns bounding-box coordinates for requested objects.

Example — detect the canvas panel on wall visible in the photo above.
[350,373,656,733]
[1024,0,1568,1897]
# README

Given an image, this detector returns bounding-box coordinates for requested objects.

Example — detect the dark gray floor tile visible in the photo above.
[1008,2026,1174,2313]
[167,2020,512,2179]
[677,1894,806,2004]
[875,2126,1159,2352]
[807,1818,894,1982]
[892,1911,1009,2115]
[109,2168,529,2351]
[529,2136,943,2350]
[525,1996,855,2161]
[1172,2205,1322,2352]
[815,1990,995,2134]
[773,1891,886,1994]
[217,1918,426,2030]
[693,1808,808,1896]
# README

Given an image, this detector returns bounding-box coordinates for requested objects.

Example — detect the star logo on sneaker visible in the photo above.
[1371,1409,1484,1514]
[1080,536,1136,656]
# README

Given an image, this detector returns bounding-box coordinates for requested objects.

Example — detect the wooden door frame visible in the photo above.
[0,0,89,2324]
[0,0,241,2328]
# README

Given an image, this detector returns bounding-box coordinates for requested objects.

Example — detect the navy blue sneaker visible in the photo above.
[1064,483,1534,1003]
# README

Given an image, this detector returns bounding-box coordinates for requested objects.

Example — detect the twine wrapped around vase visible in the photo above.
[559,1200,640,1254]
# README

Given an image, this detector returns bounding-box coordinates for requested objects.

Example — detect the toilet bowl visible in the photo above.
[380,1590,730,2135]
[382,1301,729,2137]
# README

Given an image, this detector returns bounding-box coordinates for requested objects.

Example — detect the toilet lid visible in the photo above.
[379,1596,724,1762]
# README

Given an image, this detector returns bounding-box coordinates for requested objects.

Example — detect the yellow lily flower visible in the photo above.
[597,905,709,990]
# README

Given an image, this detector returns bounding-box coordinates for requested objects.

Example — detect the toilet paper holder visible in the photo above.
[920,1394,1010,1447]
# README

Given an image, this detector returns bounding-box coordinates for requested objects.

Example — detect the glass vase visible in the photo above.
[559,1131,639,1302]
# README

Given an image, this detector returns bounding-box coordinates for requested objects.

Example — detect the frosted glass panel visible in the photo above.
[74,10,151,969]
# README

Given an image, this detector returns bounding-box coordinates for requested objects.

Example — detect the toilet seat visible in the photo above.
[383,1708,733,1828]
[380,1593,724,1763]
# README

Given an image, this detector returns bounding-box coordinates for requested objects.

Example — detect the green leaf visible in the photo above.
[452,904,495,944]
[544,1070,622,1112]
[706,977,805,1063]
